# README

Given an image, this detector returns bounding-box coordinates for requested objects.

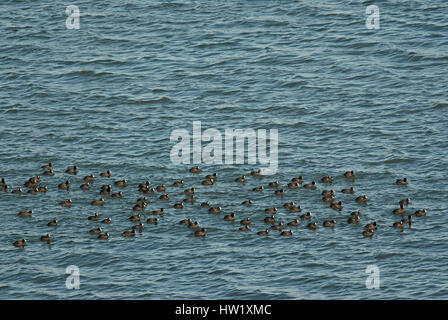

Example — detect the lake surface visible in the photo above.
[0,0,447,299]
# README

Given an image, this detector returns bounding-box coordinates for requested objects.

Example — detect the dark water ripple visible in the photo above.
[0,0,447,299]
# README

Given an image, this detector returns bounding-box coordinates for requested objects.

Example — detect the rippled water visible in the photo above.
[1,0,447,299]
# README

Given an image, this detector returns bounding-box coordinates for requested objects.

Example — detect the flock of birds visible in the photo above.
[0,163,428,248]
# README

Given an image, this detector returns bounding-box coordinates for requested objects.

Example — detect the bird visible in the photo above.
[395,178,408,185]
[189,166,200,173]
[355,195,368,203]
[100,170,111,178]
[257,229,269,236]
[323,220,336,227]
[194,228,207,237]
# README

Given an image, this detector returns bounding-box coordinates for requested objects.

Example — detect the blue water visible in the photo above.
[1,0,447,299]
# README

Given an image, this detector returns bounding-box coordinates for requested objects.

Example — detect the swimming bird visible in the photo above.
[393,220,404,228]
[271,222,283,230]
[42,169,54,176]
[264,207,277,214]
[341,187,355,194]
[122,230,135,237]
[132,222,144,231]
[242,200,253,205]
[98,233,109,239]
[402,215,412,225]
[392,204,405,215]
[129,214,141,222]
[42,162,53,170]
[287,182,299,189]
[224,213,235,221]
[100,170,111,178]
[347,216,360,224]
[13,239,26,247]
[83,174,95,182]
[17,210,33,217]
[250,169,261,176]
[159,194,169,200]
[194,228,206,237]
[291,176,303,184]
[235,176,246,183]
[183,187,195,194]
[60,199,72,207]
[280,230,293,236]
[240,218,251,225]
[189,166,200,173]
[320,176,333,183]
[174,202,184,209]
[47,219,58,226]
[80,183,90,190]
[351,211,362,216]
[11,188,23,194]
[252,186,264,192]
[133,203,146,211]
[201,202,210,207]
[322,195,334,203]
[264,215,276,223]
[344,171,355,178]
[323,220,336,227]
[208,207,221,214]
[24,180,36,188]
[205,173,217,180]
[307,222,317,230]
[300,212,312,220]
[146,218,158,224]
[138,181,151,190]
[356,195,368,203]
[100,185,112,195]
[330,201,343,211]
[37,186,47,193]
[27,188,39,195]
[363,230,374,237]
[66,166,78,174]
[364,222,377,230]
[201,179,214,185]
[414,209,427,217]
[303,181,316,189]
[395,178,408,185]
[269,181,279,188]
[172,180,184,187]
[287,219,299,227]
[111,191,123,198]
[88,213,99,221]
[239,225,250,231]
[399,198,411,206]
[40,234,51,242]
[89,227,102,234]
[183,195,195,203]
[156,185,166,192]
[179,218,192,225]
[101,217,112,224]
[257,229,269,236]
[274,189,284,195]
[322,190,335,197]
[283,201,295,208]
[289,205,302,213]
[114,179,128,187]
[58,181,70,190]
[149,208,164,215]
[142,187,155,194]
[91,198,104,206]
[188,221,199,229]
